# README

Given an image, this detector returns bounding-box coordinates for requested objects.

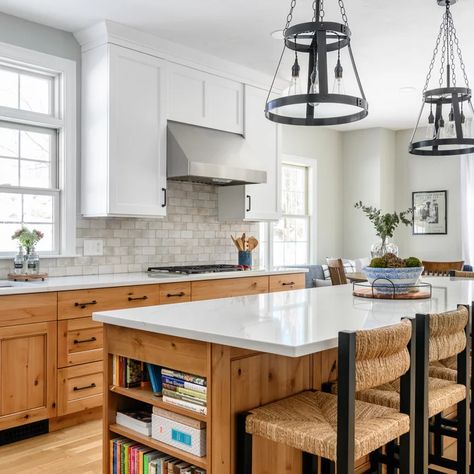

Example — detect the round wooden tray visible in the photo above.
[8,273,48,282]
[352,281,432,300]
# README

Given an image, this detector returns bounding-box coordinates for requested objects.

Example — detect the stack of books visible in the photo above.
[110,438,206,473]
[161,369,207,415]
[112,356,144,388]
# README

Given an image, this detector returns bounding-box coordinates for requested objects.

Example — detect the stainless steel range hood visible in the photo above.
[167,121,267,186]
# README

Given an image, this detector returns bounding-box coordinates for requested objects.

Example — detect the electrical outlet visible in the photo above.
[83,239,104,256]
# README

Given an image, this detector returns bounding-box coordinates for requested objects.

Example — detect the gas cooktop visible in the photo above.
[147,264,244,275]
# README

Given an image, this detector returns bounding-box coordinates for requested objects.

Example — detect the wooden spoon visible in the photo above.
[248,236,259,251]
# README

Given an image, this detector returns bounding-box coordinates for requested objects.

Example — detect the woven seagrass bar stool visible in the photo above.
[355,306,470,473]
[236,319,415,474]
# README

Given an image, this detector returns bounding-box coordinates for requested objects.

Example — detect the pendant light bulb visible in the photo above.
[437,114,445,139]
[284,37,302,97]
[308,49,319,107]
[426,105,436,139]
[445,106,456,138]
[332,59,345,95]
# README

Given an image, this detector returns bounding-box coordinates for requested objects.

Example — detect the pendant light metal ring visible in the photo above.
[423,86,471,104]
[409,138,474,156]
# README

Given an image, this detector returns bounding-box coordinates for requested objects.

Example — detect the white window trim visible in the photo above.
[0,41,76,257]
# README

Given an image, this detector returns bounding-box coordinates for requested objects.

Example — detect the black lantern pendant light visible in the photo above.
[265,0,368,126]
[409,0,474,156]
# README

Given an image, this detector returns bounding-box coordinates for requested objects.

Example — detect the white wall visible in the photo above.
[342,128,396,259]
[280,125,343,264]
[394,129,462,260]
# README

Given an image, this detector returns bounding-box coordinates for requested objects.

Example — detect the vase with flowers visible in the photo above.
[354,202,414,258]
[11,227,44,274]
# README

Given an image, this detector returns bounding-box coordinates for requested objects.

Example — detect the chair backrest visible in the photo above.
[352,319,412,392]
[450,270,474,279]
[326,258,348,285]
[422,260,464,276]
[428,306,468,362]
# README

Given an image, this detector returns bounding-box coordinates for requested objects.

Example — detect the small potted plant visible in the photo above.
[363,253,424,294]
[11,227,44,274]
[354,201,414,257]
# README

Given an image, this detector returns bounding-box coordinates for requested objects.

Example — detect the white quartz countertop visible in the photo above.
[0,268,307,296]
[93,277,474,357]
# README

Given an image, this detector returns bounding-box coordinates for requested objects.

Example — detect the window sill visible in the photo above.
[0,254,80,260]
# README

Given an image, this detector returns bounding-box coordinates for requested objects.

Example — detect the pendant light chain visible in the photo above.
[423,19,444,94]
[451,17,470,88]
[284,0,297,35]
[338,0,349,26]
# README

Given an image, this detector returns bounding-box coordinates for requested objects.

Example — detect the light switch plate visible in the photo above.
[83,239,104,256]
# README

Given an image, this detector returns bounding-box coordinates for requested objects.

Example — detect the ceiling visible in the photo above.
[0,0,472,130]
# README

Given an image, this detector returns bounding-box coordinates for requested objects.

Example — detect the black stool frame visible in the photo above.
[236,319,416,474]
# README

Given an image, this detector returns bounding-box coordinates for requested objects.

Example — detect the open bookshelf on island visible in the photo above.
[104,324,212,474]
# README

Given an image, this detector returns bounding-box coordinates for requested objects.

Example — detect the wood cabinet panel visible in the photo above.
[159,282,191,305]
[0,292,57,327]
[57,361,103,416]
[269,273,306,292]
[0,321,57,430]
[58,317,103,368]
[58,285,160,320]
[191,276,268,301]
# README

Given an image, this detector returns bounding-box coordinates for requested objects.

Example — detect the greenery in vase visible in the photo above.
[11,227,44,253]
[369,253,422,268]
[354,201,414,245]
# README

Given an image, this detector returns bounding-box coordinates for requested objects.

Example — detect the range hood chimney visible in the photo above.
[167,122,267,186]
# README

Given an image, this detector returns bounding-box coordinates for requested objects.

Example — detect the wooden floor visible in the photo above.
[0,420,102,474]
[0,419,460,473]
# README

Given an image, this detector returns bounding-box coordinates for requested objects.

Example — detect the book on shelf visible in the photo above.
[112,356,143,388]
[162,383,206,401]
[161,396,207,416]
[161,376,207,395]
[146,363,163,395]
[162,389,206,407]
[161,369,206,387]
[116,410,152,437]
[110,437,206,474]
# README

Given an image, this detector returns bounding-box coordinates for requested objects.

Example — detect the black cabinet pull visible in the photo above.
[167,292,185,297]
[282,282,295,286]
[74,300,97,309]
[73,337,97,344]
[246,194,252,212]
[73,382,96,391]
[162,187,167,207]
[128,295,148,301]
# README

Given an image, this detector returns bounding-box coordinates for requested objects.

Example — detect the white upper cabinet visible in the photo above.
[218,85,281,221]
[167,63,243,134]
[81,44,167,217]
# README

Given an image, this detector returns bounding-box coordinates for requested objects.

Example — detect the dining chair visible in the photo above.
[326,258,348,285]
[422,260,464,276]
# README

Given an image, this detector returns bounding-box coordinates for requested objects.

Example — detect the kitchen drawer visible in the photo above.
[58,317,103,368]
[269,273,306,292]
[57,285,160,320]
[57,361,103,416]
[0,292,57,327]
[159,282,191,305]
[191,276,268,301]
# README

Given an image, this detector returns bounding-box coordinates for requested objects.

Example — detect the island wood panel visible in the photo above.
[0,321,57,430]
[159,282,191,304]
[0,292,57,327]
[106,324,209,377]
[191,276,269,301]
[57,285,160,320]
[268,273,306,292]
[58,317,103,367]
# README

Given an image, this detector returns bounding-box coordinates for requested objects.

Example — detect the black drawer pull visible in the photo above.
[73,337,97,345]
[282,282,295,286]
[128,295,148,301]
[167,292,185,297]
[73,382,96,391]
[74,300,97,309]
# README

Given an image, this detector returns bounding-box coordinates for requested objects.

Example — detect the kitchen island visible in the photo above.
[94,277,471,474]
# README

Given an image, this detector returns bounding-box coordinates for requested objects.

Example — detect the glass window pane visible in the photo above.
[0,68,18,109]
[19,74,51,114]
[23,194,53,223]
[0,223,20,253]
[20,160,50,188]
[0,126,19,157]
[294,218,308,242]
[0,192,21,222]
[295,242,308,264]
[273,242,284,267]
[0,158,18,186]
[23,223,53,252]
[20,130,51,161]
[283,242,296,265]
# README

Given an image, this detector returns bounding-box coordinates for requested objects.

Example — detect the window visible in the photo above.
[0,44,76,256]
[260,161,313,267]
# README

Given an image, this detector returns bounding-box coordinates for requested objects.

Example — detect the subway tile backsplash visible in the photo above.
[0,182,259,278]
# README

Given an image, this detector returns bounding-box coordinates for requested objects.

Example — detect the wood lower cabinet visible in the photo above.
[0,321,57,430]
[269,273,305,292]
[57,361,103,416]
[191,276,269,301]
[0,292,56,327]
[159,282,191,305]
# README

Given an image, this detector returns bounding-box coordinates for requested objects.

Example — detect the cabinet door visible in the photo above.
[167,63,243,134]
[108,44,167,217]
[0,322,57,430]
[243,85,280,221]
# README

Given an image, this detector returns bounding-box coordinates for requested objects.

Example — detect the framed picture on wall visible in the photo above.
[412,190,447,235]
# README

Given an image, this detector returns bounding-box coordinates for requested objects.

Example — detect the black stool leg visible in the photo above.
[321,458,335,474]
[302,452,318,474]
[236,412,252,474]
[386,441,396,474]
[369,449,382,473]
[433,413,443,457]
